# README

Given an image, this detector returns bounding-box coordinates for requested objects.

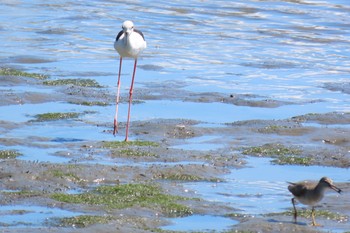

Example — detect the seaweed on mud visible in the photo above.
[43,78,103,88]
[2,190,42,198]
[241,144,314,165]
[102,140,160,148]
[102,140,160,158]
[271,155,313,166]
[51,183,193,217]
[0,150,22,159]
[119,149,157,157]
[266,209,348,223]
[292,112,350,125]
[49,169,83,182]
[0,67,49,79]
[52,215,114,228]
[69,101,109,106]
[242,143,301,157]
[33,112,80,121]
[155,172,222,182]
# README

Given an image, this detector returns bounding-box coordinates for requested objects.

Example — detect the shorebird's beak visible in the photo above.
[330,184,342,194]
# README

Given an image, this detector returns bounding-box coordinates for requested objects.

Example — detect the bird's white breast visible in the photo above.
[114,32,146,59]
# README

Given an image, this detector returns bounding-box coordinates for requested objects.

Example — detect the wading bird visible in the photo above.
[287,177,342,226]
[113,20,146,141]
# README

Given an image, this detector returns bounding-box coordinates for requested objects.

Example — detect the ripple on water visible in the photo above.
[162,215,238,232]
[132,100,341,123]
[171,135,224,151]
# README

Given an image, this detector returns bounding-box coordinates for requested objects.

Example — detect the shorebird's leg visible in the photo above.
[311,207,320,226]
[125,58,137,141]
[291,198,297,223]
[114,57,123,136]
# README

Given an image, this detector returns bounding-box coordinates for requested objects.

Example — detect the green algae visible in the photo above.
[103,140,160,157]
[272,155,313,166]
[267,209,348,222]
[0,150,22,159]
[34,112,80,121]
[102,140,159,148]
[56,215,114,228]
[120,149,157,157]
[43,78,102,88]
[0,67,49,79]
[51,183,192,217]
[69,101,109,106]
[242,143,301,157]
[50,169,82,182]
[156,172,221,182]
[157,173,204,181]
[242,144,313,165]
[2,190,42,198]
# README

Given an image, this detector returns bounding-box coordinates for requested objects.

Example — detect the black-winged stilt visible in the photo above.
[113,20,146,141]
[287,177,342,226]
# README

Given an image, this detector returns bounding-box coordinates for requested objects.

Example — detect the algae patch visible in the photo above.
[0,67,49,79]
[242,143,301,157]
[102,140,159,148]
[155,172,221,182]
[242,144,312,165]
[103,140,160,157]
[241,144,315,165]
[69,101,109,106]
[2,190,42,198]
[267,209,348,223]
[0,150,22,159]
[271,155,313,166]
[119,149,157,157]
[49,169,83,182]
[51,183,192,217]
[43,78,102,88]
[54,215,114,228]
[33,112,80,121]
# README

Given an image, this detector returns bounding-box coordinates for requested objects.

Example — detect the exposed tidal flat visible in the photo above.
[1,0,350,232]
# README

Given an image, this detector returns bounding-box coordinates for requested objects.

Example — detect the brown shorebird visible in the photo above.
[287,177,342,226]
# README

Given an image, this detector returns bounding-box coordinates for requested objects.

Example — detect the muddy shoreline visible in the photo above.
[0,73,349,232]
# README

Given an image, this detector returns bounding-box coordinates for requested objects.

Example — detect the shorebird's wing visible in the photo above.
[134,29,145,40]
[287,182,308,197]
[116,30,124,41]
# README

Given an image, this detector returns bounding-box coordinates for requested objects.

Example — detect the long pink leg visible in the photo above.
[113,57,123,136]
[125,59,138,141]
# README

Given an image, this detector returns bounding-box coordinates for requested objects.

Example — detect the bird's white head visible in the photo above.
[122,20,134,36]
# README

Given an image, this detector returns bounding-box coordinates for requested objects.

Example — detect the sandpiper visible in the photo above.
[287,177,342,226]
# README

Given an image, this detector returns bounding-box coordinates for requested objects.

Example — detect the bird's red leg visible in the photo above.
[125,58,137,141]
[114,57,123,136]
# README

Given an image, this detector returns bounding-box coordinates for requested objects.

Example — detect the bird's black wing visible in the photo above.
[116,30,124,41]
[134,29,145,41]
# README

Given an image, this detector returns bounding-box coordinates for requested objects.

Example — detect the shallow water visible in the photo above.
[185,156,349,215]
[0,205,80,227]
[1,0,350,121]
[1,0,350,109]
[183,156,349,232]
[162,214,238,232]
[1,0,350,231]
